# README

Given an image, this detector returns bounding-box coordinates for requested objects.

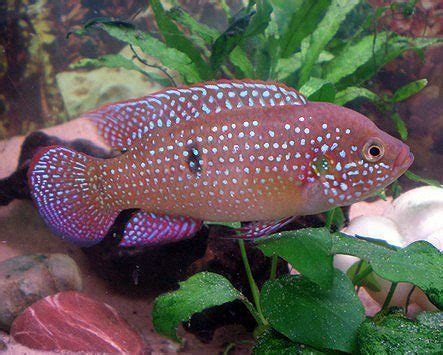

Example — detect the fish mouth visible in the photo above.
[393,145,414,171]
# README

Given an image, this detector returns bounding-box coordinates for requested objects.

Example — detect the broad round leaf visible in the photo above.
[152,272,241,342]
[261,270,365,352]
[257,228,333,290]
[358,311,443,353]
[333,234,443,309]
[254,329,325,355]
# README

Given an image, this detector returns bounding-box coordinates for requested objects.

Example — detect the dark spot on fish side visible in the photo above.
[186,143,202,175]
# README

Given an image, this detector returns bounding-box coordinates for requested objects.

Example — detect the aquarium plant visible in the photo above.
[68,0,442,353]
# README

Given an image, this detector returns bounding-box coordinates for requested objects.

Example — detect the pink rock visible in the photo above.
[11,291,145,354]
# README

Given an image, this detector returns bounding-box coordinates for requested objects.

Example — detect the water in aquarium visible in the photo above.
[0,1,442,353]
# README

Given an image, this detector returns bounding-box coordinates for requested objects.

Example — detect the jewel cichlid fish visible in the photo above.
[28,80,413,247]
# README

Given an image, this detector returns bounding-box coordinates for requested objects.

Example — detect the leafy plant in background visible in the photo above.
[69,0,442,353]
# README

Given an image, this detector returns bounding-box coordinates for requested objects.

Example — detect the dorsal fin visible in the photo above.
[83,80,307,149]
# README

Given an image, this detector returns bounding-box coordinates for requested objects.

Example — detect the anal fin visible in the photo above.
[120,211,202,247]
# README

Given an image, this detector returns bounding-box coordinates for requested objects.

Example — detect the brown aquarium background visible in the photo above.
[0,0,442,183]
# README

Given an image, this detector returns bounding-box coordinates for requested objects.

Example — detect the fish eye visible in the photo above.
[363,139,384,162]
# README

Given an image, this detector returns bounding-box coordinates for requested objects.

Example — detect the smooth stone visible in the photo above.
[383,186,443,243]
[0,253,82,330]
[11,291,145,353]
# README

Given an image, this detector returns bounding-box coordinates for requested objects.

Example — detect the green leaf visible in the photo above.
[405,171,441,188]
[150,0,209,79]
[334,86,381,106]
[392,79,428,102]
[253,33,281,80]
[298,0,360,85]
[261,270,365,352]
[276,52,302,79]
[152,272,242,342]
[246,0,273,37]
[229,47,255,78]
[253,329,325,355]
[332,234,443,309]
[69,54,171,86]
[82,18,201,83]
[324,32,385,84]
[390,179,402,199]
[168,6,219,46]
[325,207,345,231]
[167,7,253,78]
[326,33,442,88]
[276,51,333,81]
[347,260,381,291]
[210,11,255,72]
[257,228,333,289]
[357,312,443,354]
[391,112,408,141]
[279,0,330,58]
[300,77,336,102]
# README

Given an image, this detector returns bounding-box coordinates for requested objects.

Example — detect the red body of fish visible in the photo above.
[28,80,413,247]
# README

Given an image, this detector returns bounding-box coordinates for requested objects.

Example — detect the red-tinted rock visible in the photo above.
[11,291,145,354]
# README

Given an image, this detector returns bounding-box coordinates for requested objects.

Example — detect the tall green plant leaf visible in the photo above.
[279,0,330,58]
[332,233,443,308]
[246,0,273,37]
[391,112,408,141]
[257,228,333,289]
[168,7,253,78]
[298,0,360,85]
[405,171,441,187]
[392,78,428,102]
[261,270,365,352]
[210,11,255,73]
[334,86,381,106]
[326,33,442,88]
[150,0,209,79]
[300,77,336,102]
[276,50,334,81]
[152,272,242,342]
[229,47,255,77]
[168,6,218,46]
[79,18,201,83]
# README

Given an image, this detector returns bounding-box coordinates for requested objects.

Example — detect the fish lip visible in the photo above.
[393,145,414,171]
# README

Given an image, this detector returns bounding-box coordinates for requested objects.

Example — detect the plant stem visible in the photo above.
[382,282,398,311]
[239,295,265,326]
[325,208,335,230]
[238,240,267,325]
[270,254,278,280]
[353,265,374,285]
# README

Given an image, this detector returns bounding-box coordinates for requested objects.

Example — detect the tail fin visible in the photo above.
[28,146,119,246]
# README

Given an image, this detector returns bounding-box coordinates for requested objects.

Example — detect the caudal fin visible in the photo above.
[28,146,119,246]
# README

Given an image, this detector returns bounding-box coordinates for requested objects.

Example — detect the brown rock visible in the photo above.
[11,291,145,354]
[0,253,82,330]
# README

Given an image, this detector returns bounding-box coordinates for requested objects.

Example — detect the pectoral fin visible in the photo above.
[223,216,296,239]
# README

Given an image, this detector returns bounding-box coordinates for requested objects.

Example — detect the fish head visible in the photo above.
[301,102,413,212]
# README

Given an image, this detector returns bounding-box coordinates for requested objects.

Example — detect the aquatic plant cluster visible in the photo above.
[64,0,443,353]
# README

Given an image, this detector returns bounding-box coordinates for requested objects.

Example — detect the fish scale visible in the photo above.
[28,80,413,247]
